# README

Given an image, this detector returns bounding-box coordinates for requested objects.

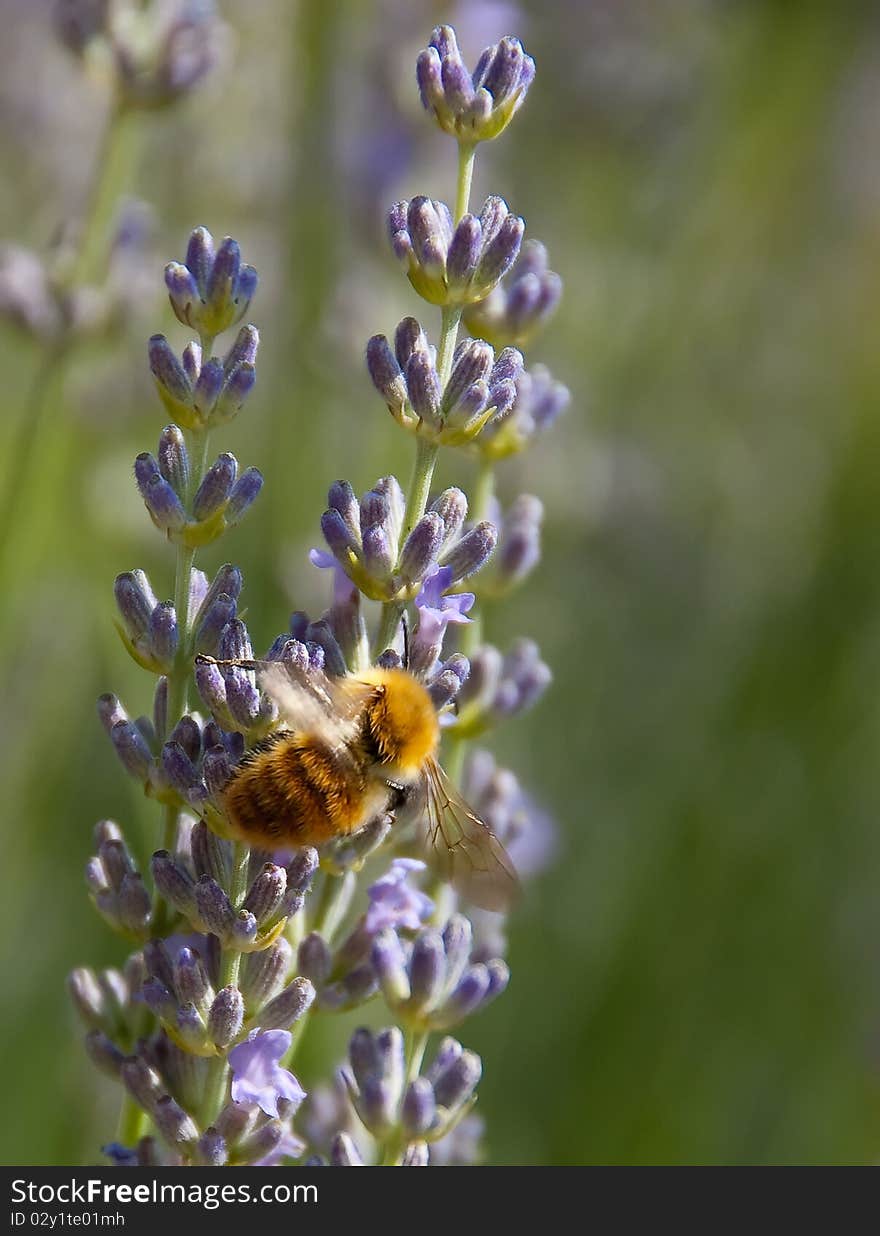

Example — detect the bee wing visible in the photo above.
[422,756,521,913]
[258,662,371,749]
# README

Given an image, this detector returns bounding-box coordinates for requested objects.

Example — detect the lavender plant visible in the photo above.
[71,22,568,1167]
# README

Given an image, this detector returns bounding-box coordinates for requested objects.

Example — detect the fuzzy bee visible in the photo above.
[196,655,519,911]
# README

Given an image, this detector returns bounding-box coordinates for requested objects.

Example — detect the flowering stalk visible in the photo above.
[0,2,230,586]
[72,21,565,1169]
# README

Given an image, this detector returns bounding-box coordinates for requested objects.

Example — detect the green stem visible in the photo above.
[115,1094,148,1146]
[373,140,479,659]
[455,143,476,224]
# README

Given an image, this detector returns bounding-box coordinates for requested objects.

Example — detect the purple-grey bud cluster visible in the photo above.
[371,914,508,1031]
[55,0,230,111]
[417,25,535,144]
[367,318,523,445]
[388,196,523,307]
[341,1027,483,1161]
[464,749,558,888]
[477,363,571,459]
[192,616,331,742]
[135,427,262,548]
[0,200,155,344]
[463,240,562,348]
[165,228,257,339]
[451,637,552,737]
[85,820,152,940]
[474,494,544,598]
[149,324,258,431]
[316,476,497,603]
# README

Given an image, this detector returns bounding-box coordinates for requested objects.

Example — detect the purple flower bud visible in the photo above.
[207,985,244,1047]
[149,335,193,419]
[286,848,319,894]
[148,602,178,668]
[259,976,316,1031]
[446,215,482,287]
[142,978,177,1023]
[409,931,445,1010]
[321,508,359,563]
[297,932,332,985]
[394,317,428,368]
[154,1096,199,1147]
[440,521,497,582]
[445,340,494,414]
[193,357,225,418]
[361,524,394,579]
[157,424,189,497]
[243,864,287,925]
[195,1129,227,1166]
[173,947,211,1010]
[192,453,237,521]
[231,910,259,949]
[120,1056,166,1116]
[143,940,175,989]
[477,213,524,289]
[241,939,292,1005]
[113,572,155,642]
[85,1031,125,1079]
[193,591,237,656]
[68,968,106,1029]
[117,873,151,935]
[433,1050,482,1111]
[405,351,442,424]
[215,362,256,423]
[206,236,240,312]
[161,740,201,798]
[139,472,188,535]
[402,1078,436,1138]
[109,720,153,781]
[151,850,197,917]
[399,512,444,583]
[366,335,406,416]
[195,876,236,938]
[371,929,410,1005]
[182,340,201,383]
[185,227,214,296]
[164,263,200,329]
[224,323,259,371]
[330,1133,364,1167]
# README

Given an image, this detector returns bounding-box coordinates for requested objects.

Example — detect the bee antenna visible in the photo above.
[401,612,410,671]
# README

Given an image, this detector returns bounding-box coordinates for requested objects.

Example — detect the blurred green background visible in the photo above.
[3,0,880,1165]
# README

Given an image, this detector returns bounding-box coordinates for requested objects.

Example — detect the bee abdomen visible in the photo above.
[222,733,368,846]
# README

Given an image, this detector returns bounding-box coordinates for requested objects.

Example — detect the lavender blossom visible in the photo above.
[55,1,231,111]
[229,1030,306,1118]
[367,320,523,445]
[417,25,535,144]
[388,196,524,307]
[476,363,571,459]
[463,240,562,348]
[313,476,496,602]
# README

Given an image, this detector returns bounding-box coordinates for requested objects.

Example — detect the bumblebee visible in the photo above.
[196,656,519,911]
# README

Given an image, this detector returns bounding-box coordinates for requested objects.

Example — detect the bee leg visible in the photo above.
[385,779,410,812]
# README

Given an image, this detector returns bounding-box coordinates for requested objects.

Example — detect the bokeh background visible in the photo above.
[3,0,880,1165]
